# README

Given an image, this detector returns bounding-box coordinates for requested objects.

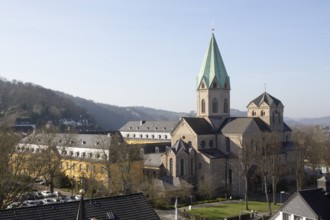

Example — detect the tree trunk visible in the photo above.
[49,174,54,193]
[263,176,272,215]
[244,174,249,210]
[272,176,277,205]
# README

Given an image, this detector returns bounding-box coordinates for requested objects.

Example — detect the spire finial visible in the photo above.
[264,83,267,92]
[211,20,215,33]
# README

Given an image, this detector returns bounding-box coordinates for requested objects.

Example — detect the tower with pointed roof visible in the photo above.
[196,32,231,119]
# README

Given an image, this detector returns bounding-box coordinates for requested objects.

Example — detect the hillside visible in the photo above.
[0,79,93,128]
[1,78,329,131]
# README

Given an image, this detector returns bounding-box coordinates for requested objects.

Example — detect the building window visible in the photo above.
[146,134,149,138]
[72,163,76,171]
[169,158,173,176]
[224,98,228,113]
[66,162,69,170]
[79,164,82,172]
[212,98,218,113]
[140,134,143,138]
[201,140,206,148]
[252,110,256,116]
[201,99,205,113]
[261,110,265,116]
[180,159,184,176]
[86,164,89,172]
[164,135,168,139]
[209,140,214,148]
[212,82,217,88]
[225,137,230,152]
[190,159,193,175]
[201,82,205,89]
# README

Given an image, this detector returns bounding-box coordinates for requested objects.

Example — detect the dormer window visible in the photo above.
[58,140,62,144]
[95,142,99,146]
[82,141,86,145]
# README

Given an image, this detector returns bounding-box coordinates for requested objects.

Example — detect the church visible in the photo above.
[120,32,294,198]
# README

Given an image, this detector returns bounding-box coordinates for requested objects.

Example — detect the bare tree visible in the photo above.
[96,132,142,195]
[292,129,311,190]
[0,126,41,208]
[238,136,256,210]
[26,128,77,193]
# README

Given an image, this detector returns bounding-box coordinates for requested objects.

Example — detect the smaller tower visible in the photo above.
[247,92,284,132]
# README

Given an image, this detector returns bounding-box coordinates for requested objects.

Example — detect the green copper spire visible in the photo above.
[197,33,230,89]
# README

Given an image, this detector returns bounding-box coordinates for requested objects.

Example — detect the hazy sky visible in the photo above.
[1,1,329,118]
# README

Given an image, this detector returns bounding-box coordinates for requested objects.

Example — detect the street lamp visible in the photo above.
[280,191,286,203]
[189,195,193,210]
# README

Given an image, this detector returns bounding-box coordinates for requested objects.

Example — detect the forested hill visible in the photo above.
[0,79,94,128]
[0,79,188,130]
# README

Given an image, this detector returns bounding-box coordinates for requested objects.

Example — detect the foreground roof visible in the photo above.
[0,193,159,220]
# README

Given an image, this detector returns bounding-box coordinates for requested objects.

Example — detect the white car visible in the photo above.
[75,195,82,200]
[42,198,56,205]
[23,200,38,207]
[41,191,54,197]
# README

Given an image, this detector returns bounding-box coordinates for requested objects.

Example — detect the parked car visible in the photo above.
[75,195,82,200]
[54,191,63,197]
[42,198,56,205]
[61,196,76,202]
[6,202,20,209]
[23,200,39,207]
[41,191,54,197]
[39,179,47,185]
[33,192,44,199]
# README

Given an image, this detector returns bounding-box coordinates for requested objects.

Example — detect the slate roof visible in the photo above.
[196,33,230,89]
[153,176,193,192]
[20,133,113,150]
[144,154,163,168]
[119,120,178,132]
[181,117,215,134]
[0,193,160,220]
[284,122,292,132]
[221,117,271,135]
[296,188,330,219]
[171,139,193,154]
[199,148,227,159]
[248,92,282,107]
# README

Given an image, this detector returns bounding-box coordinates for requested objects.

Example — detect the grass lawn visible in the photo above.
[187,201,281,219]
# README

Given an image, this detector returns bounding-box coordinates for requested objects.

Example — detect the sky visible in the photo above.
[0,1,329,118]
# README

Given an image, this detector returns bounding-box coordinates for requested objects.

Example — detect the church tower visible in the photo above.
[196,33,230,119]
[247,92,284,132]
